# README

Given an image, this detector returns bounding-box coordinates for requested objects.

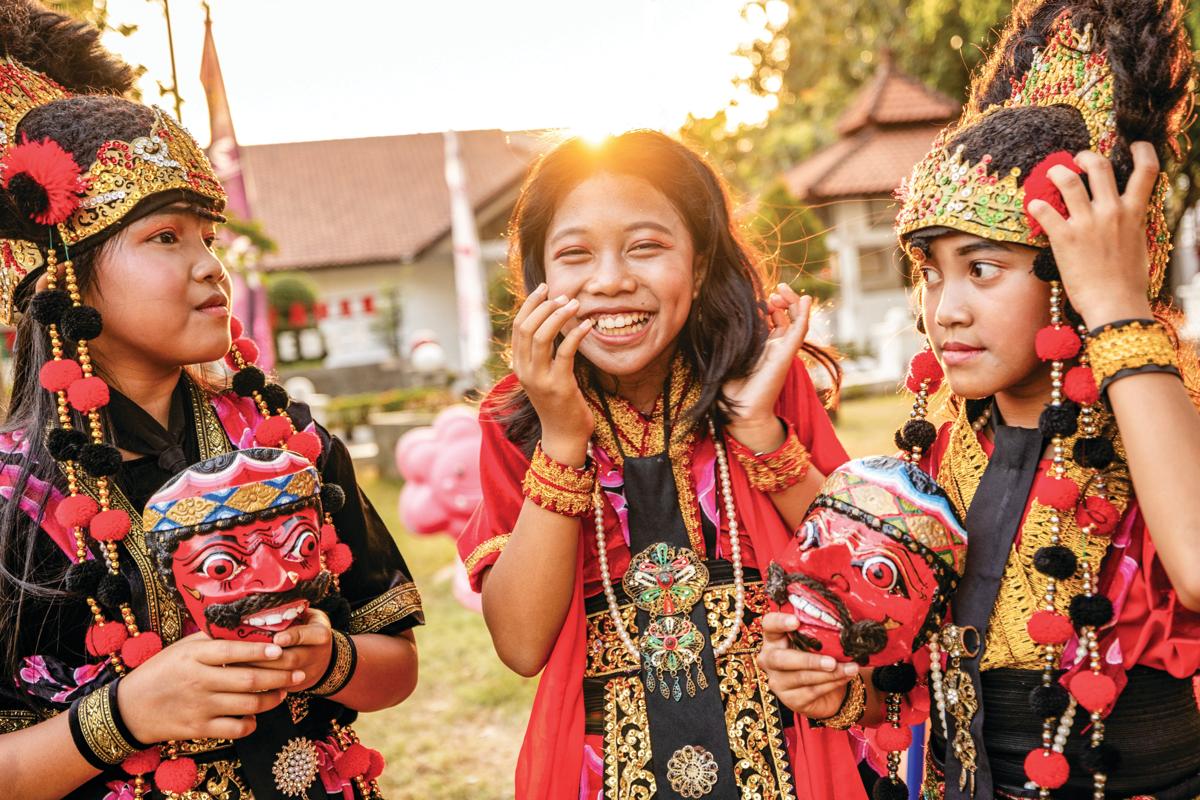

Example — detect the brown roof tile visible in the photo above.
[783,124,947,201]
[836,59,959,136]
[240,130,540,271]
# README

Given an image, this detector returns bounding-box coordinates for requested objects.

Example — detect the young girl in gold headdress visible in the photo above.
[759,2,1200,798]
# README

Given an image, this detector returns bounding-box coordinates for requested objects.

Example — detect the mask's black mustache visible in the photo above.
[203,571,332,631]
[766,562,888,666]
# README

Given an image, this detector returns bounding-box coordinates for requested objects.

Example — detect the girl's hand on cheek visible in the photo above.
[722,285,813,452]
[1027,142,1159,327]
[511,284,595,467]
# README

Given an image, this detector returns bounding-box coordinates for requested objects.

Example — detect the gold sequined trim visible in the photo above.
[1088,321,1178,389]
[76,687,138,765]
[0,709,41,733]
[602,675,656,798]
[349,581,423,635]
[463,534,511,576]
[179,759,254,800]
[308,631,355,697]
[729,428,812,494]
[719,653,798,800]
[936,406,1131,670]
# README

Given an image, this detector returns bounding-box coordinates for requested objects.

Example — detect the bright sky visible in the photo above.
[101,0,785,147]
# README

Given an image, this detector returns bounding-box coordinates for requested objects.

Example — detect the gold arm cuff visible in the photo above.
[810,673,867,730]
[308,630,357,697]
[1088,320,1178,390]
[76,685,139,766]
[522,441,595,517]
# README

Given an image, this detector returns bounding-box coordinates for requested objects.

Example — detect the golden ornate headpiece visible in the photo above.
[0,56,226,321]
[894,12,1170,293]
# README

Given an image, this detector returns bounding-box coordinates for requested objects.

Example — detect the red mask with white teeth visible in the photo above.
[766,456,968,665]
[144,448,334,642]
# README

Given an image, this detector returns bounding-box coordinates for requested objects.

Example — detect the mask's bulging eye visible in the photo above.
[286,530,319,561]
[199,551,240,581]
[860,555,899,592]
[798,520,822,550]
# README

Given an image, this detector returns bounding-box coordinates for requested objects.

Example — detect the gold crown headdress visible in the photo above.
[894,11,1170,293]
[0,56,226,321]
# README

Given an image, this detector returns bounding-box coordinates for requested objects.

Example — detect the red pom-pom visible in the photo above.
[233,337,260,364]
[155,757,199,794]
[122,748,162,776]
[89,509,131,542]
[320,523,339,552]
[1035,326,1082,362]
[1027,610,1074,645]
[254,415,293,447]
[39,359,82,392]
[1063,366,1099,405]
[229,316,244,339]
[1023,151,1084,239]
[85,621,129,657]
[67,376,110,412]
[287,430,322,464]
[335,743,372,778]
[1077,496,1120,537]
[56,494,99,529]
[364,748,385,781]
[1,138,85,225]
[1070,671,1117,712]
[1024,749,1070,788]
[121,631,163,668]
[875,724,913,751]
[327,542,353,575]
[905,349,943,394]
[1036,476,1079,511]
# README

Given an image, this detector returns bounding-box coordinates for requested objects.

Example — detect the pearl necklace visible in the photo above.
[591,417,745,661]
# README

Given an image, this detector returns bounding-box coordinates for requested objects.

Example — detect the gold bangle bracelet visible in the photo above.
[522,441,595,517]
[1088,319,1179,392]
[308,630,357,697]
[811,673,867,730]
[728,424,812,494]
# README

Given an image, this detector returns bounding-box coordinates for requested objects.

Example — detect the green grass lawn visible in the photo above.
[353,391,910,799]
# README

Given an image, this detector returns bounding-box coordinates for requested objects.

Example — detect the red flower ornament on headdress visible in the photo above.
[1023,150,1084,238]
[0,137,86,225]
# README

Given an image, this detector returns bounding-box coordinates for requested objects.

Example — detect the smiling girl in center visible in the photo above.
[458,130,866,799]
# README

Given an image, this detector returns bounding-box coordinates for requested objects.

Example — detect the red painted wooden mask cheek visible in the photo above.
[778,507,941,664]
[171,506,324,641]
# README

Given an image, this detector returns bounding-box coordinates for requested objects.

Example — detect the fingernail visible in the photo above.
[565,298,579,306]
[264,645,282,659]
[581,318,595,327]
[843,663,859,675]
[274,633,290,647]
[555,295,568,304]
[784,616,799,629]
[820,656,837,671]
[291,670,306,683]
[536,283,547,293]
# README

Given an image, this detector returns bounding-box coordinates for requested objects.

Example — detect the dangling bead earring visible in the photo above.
[895,345,942,463]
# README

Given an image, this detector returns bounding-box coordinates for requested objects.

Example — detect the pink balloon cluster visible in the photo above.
[395,405,483,612]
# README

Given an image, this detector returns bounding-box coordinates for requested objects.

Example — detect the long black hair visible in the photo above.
[495,130,840,454]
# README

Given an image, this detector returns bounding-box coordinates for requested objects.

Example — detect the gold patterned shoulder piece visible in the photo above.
[60,108,226,247]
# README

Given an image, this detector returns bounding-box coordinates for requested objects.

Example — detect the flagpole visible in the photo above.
[160,0,183,121]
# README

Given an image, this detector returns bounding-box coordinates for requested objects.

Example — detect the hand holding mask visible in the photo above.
[766,456,968,665]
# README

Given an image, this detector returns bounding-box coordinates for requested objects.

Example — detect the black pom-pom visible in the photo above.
[1032,250,1060,283]
[1069,594,1114,628]
[1074,437,1115,470]
[28,289,72,326]
[59,305,103,341]
[320,483,346,514]
[872,777,909,800]
[65,559,107,595]
[46,427,88,461]
[1038,402,1080,438]
[1079,742,1121,774]
[1029,683,1071,718]
[231,366,266,397]
[8,173,50,223]
[96,571,132,616]
[317,594,352,630]
[901,419,937,451]
[893,429,908,451]
[260,383,289,413]
[78,443,122,478]
[872,663,918,694]
[1033,545,1078,580]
